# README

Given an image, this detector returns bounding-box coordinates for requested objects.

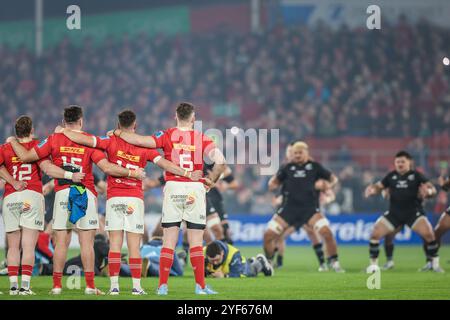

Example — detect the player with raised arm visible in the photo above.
[58,109,204,295]
[364,151,442,273]
[263,141,345,272]
[111,102,226,295]
[2,116,85,295]
[7,106,145,295]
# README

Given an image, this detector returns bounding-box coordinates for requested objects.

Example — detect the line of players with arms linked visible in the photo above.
[1,103,450,297]
[0,103,276,297]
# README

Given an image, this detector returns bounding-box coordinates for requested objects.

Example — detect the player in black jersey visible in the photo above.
[271,141,334,270]
[264,141,345,272]
[364,151,443,273]
[204,163,238,244]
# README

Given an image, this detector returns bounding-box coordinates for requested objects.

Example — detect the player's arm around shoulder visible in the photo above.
[111,128,157,148]
[96,158,145,180]
[57,127,98,148]
[0,165,27,191]
[38,159,85,183]
[206,147,226,183]
[6,136,40,163]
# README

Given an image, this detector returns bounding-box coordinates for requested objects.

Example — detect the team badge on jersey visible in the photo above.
[290,166,296,171]
[38,138,48,148]
[392,175,397,180]
[408,174,415,181]
[154,131,164,138]
[305,163,313,170]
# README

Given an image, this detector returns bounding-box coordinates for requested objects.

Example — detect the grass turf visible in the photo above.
[0,245,449,300]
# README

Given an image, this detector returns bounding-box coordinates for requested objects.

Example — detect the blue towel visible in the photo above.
[68,185,88,224]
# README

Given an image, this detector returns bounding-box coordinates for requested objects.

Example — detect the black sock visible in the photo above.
[327,254,338,265]
[425,240,439,259]
[384,243,394,261]
[313,243,325,264]
[223,223,233,244]
[423,242,432,262]
[276,254,283,266]
[369,240,380,259]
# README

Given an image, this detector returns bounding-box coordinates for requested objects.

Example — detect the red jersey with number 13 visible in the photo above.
[33,133,106,195]
[94,135,161,200]
[151,127,214,182]
[1,141,47,197]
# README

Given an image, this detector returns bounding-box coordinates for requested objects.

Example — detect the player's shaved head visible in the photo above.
[15,115,33,138]
[118,109,136,129]
[64,105,83,124]
[176,102,195,121]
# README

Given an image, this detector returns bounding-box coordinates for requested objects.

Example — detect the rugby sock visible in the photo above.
[108,251,121,289]
[129,258,142,289]
[327,254,338,265]
[313,243,325,265]
[159,247,174,287]
[85,271,95,289]
[21,264,33,290]
[423,242,431,262]
[384,243,394,261]
[53,271,63,289]
[276,254,283,267]
[190,246,206,289]
[426,240,440,269]
[369,240,380,264]
[8,265,19,289]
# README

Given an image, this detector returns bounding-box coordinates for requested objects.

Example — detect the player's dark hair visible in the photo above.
[64,105,83,124]
[176,102,195,121]
[118,109,136,129]
[15,115,33,138]
[206,242,223,258]
[395,150,412,160]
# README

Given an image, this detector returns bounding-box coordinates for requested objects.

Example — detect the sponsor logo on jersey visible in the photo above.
[11,157,22,163]
[154,131,164,138]
[38,138,48,148]
[22,201,31,213]
[396,180,408,188]
[173,143,196,151]
[117,150,140,162]
[126,205,134,215]
[293,170,306,178]
[60,146,85,155]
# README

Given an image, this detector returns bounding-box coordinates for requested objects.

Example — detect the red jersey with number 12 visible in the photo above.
[33,133,106,195]
[151,127,214,182]
[1,141,47,198]
[94,135,161,200]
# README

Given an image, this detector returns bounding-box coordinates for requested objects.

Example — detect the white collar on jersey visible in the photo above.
[176,126,193,131]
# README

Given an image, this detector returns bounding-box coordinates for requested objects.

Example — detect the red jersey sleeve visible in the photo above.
[151,130,167,149]
[202,134,215,156]
[94,135,112,151]
[0,146,4,166]
[146,148,162,163]
[34,135,52,159]
[91,149,107,164]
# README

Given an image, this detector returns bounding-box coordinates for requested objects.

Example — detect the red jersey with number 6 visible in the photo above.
[94,135,161,200]
[151,127,214,182]
[33,132,106,195]
[1,141,47,198]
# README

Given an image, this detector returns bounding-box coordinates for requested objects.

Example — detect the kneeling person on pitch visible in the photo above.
[205,240,273,278]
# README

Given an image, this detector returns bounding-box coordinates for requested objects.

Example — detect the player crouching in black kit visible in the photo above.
[263,141,345,272]
[365,151,443,273]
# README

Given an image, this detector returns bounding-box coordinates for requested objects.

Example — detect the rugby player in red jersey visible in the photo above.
[111,102,226,295]
[57,109,204,295]
[1,116,85,295]
[7,106,145,295]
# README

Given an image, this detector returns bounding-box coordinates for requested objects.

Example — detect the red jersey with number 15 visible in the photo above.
[94,135,161,200]
[151,127,214,182]
[1,141,48,198]
[33,133,106,195]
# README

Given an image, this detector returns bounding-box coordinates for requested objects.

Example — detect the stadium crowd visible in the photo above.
[0,16,449,214]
